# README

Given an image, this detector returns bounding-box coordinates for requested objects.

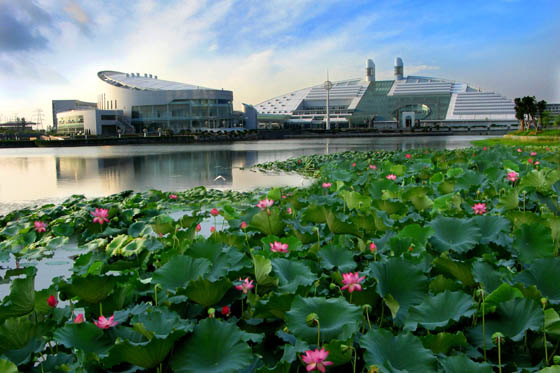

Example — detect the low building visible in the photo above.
[545,103,560,115]
[52,100,97,130]
[255,57,518,130]
[56,109,132,136]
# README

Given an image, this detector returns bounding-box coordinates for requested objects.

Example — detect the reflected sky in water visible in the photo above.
[0,136,491,214]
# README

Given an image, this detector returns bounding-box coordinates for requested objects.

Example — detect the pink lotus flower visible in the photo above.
[235,277,254,294]
[302,348,333,372]
[369,242,377,253]
[241,221,247,229]
[47,295,58,307]
[282,195,287,199]
[535,161,540,166]
[74,314,84,324]
[287,207,293,215]
[341,272,366,293]
[34,221,47,233]
[322,182,332,188]
[528,158,533,164]
[517,148,522,152]
[210,208,220,216]
[405,153,411,159]
[352,162,356,167]
[90,208,109,225]
[210,226,216,233]
[483,146,487,151]
[256,198,274,210]
[386,174,397,181]
[196,224,201,232]
[94,315,118,329]
[270,241,289,253]
[530,151,537,156]
[369,164,376,170]
[506,171,519,182]
[472,203,487,215]
[169,194,177,199]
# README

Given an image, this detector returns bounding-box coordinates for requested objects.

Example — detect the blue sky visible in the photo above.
[0,0,558,126]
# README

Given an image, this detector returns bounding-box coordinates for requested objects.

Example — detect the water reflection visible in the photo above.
[0,136,492,214]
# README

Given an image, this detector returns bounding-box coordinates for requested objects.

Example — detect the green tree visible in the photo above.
[536,100,547,128]
[521,96,537,130]
[514,98,526,131]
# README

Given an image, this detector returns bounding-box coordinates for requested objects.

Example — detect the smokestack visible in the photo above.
[394,57,404,80]
[366,59,375,82]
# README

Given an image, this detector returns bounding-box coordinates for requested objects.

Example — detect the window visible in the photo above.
[101,115,116,120]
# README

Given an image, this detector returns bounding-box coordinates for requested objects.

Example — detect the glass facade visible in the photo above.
[351,80,451,125]
[131,99,234,132]
[57,115,84,134]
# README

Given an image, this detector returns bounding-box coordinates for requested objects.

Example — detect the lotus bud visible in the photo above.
[541,297,548,307]
[329,283,337,290]
[306,313,319,327]
[491,332,505,345]
[553,355,560,365]
[208,308,216,318]
[362,304,372,312]
[340,344,351,351]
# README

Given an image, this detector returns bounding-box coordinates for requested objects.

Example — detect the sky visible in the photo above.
[0,0,559,127]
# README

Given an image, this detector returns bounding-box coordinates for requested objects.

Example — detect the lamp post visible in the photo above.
[323,76,333,131]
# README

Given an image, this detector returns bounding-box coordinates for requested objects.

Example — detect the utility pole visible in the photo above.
[33,109,45,131]
[324,70,332,131]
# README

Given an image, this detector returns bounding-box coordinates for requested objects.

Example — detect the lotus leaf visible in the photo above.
[429,216,481,254]
[512,223,555,263]
[271,258,316,293]
[405,291,476,331]
[439,354,493,373]
[516,258,560,304]
[151,255,211,291]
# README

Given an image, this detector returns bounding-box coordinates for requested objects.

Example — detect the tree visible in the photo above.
[536,100,547,128]
[514,98,525,131]
[521,96,537,130]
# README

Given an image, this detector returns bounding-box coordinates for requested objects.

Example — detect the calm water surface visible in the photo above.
[0,136,492,214]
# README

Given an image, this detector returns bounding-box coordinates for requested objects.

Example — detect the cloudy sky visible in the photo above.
[0,0,559,127]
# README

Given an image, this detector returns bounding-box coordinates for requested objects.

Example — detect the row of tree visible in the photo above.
[514,96,548,131]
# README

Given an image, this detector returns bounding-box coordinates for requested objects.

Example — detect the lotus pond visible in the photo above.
[0,145,559,372]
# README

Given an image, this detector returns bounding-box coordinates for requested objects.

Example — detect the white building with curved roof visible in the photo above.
[256,58,517,129]
[97,71,235,133]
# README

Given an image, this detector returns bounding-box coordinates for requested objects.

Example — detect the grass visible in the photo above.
[472,137,560,147]
[506,128,560,137]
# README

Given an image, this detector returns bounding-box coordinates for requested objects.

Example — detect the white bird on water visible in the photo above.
[214,175,226,182]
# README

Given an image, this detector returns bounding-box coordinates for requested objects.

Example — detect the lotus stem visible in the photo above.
[349,293,353,304]
[353,346,357,373]
[498,340,502,373]
[316,320,321,347]
[99,302,103,317]
[482,299,486,361]
[543,298,549,365]
[154,284,158,306]
[365,307,372,330]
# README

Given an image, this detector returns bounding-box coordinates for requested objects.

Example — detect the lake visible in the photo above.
[0,136,491,215]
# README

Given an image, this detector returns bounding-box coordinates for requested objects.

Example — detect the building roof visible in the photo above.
[97,71,214,91]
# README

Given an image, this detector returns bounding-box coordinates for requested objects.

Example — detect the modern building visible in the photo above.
[56,109,130,136]
[52,100,97,130]
[545,103,560,115]
[96,71,237,133]
[255,58,517,129]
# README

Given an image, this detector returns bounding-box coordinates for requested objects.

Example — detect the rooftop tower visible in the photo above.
[394,57,404,80]
[366,59,375,82]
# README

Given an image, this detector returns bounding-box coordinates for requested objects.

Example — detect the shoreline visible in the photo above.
[0,128,508,148]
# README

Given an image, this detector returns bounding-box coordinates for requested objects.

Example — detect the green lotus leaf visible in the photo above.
[497,188,519,210]
[429,275,462,294]
[285,296,361,343]
[512,224,555,263]
[433,193,462,212]
[316,245,357,272]
[253,255,275,286]
[544,308,560,337]
[516,258,560,304]
[105,337,174,369]
[271,258,316,293]
[128,221,150,237]
[188,241,248,281]
[539,367,560,373]
[340,190,371,210]
[359,328,436,373]
[0,315,36,350]
[152,255,211,291]
[52,223,74,237]
[250,209,285,236]
[397,223,434,249]
[60,275,116,304]
[472,215,511,246]
[433,255,475,287]
[370,257,429,321]
[520,169,548,192]
[325,209,360,236]
[322,339,352,366]
[483,283,523,311]
[455,170,487,191]
[439,354,493,373]
[446,167,464,179]
[421,332,468,354]
[254,293,295,320]
[405,291,476,331]
[372,199,407,216]
[472,261,508,293]
[185,278,231,307]
[0,358,18,373]
[105,234,133,256]
[402,187,434,211]
[170,318,252,373]
[151,214,176,235]
[53,323,112,356]
[468,298,543,349]
[0,268,36,320]
[131,307,194,340]
[429,216,481,253]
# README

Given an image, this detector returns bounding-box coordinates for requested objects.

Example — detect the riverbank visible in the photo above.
[0,128,509,148]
